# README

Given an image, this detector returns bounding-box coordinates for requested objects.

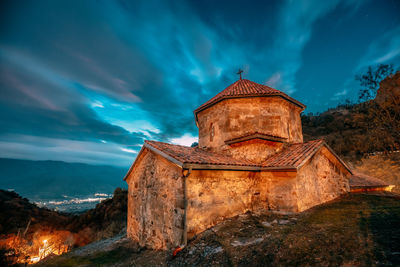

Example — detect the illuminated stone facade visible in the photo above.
[125,79,353,249]
[197,97,303,151]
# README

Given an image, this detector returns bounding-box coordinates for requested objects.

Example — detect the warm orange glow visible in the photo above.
[0,230,79,265]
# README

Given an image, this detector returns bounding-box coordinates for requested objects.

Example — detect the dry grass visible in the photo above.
[353,153,400,193]
[37,193,400,267]
[170,193,400,266]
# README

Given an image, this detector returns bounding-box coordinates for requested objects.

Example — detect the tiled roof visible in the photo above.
[225,132,287,145]
[262,139,325,168]
[143,139,331,171]
[144,140,259,167]
[349,172,391,189]
[194,79,305,115]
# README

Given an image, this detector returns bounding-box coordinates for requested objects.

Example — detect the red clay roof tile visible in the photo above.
[194,79,305,115]
[145,140,259,167]
[349,172,391,189]
[225,132,287,145]
[262,139,324,168]
[144,139,326,170]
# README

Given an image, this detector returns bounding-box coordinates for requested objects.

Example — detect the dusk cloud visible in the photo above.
[0,0,399,166]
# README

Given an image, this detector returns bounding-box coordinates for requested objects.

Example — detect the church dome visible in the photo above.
[195,79,305,153]
[194,79,305,121]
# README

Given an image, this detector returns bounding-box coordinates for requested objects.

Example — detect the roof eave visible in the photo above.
[225,133,287,145]
[143,142,184,168]
[123,145,146,181]
[124,142,301,174]
[350,185,391,189]
[182,163,260,171]
[295,141,326,170]
[126,141,338,177]
[183,164,297,172]
[323,143,353,175]
[194,94,306,123]
[261,166,298,171]
[295,140,353,175]
[123,142,184,181]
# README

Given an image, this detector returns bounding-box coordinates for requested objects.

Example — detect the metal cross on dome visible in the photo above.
[237,69,243,80]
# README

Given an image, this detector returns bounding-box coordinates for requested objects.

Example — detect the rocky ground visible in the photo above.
[0,188,128,266]
[38,192,400,267]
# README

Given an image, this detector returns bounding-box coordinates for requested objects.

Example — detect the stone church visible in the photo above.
[124,78,354,250]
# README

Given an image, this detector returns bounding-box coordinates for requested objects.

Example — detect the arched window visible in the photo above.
[210,123,215,142]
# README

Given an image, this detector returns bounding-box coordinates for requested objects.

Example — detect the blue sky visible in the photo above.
[0,0,399,167]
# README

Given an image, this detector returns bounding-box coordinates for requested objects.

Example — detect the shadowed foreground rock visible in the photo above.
[39,193,400,267]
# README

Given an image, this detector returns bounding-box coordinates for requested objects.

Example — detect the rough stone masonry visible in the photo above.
[124,78,353,250]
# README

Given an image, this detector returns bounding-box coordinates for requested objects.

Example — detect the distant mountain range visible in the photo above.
[0,158,127,202]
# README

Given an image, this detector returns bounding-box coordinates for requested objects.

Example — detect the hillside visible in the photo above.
[0,188,127,266]
[37,193,400,266]
[2,70,399,266]
[0,190,71,236]
[353,153,400,193]
[302,71,400,192]
[302,71,400,158]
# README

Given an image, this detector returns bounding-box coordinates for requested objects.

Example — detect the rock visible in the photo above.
[202,246,223,256]
[262,222,272,227]
[231,237,263,247]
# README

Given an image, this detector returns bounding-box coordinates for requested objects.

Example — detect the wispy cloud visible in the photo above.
[0,0,398,165]
[330,88,348,101]
[335,89,348,97]
[0,134,135,167]
[268,0,360,94]
[266,72,282,88]
[357,26,400,69]
[120,147,138,154]
[170,133,198,147]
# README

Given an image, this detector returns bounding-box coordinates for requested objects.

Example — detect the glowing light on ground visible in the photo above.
[0,230,79,264]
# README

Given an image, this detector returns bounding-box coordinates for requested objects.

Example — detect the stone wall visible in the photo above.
[126,148,184,250]
[288,102,304,143]
[295,147,350,212]
[185,147,350,239]
[126,146,351,248]
[186,170,267,238]
[197,97,303,153]
[261,171,298,212]
[227,139,284,163]
[186,169,300,237]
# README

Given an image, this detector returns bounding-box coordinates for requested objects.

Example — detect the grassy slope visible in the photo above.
[0,188,127,266]
[353,153,400,193]
[39,193,400,267]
